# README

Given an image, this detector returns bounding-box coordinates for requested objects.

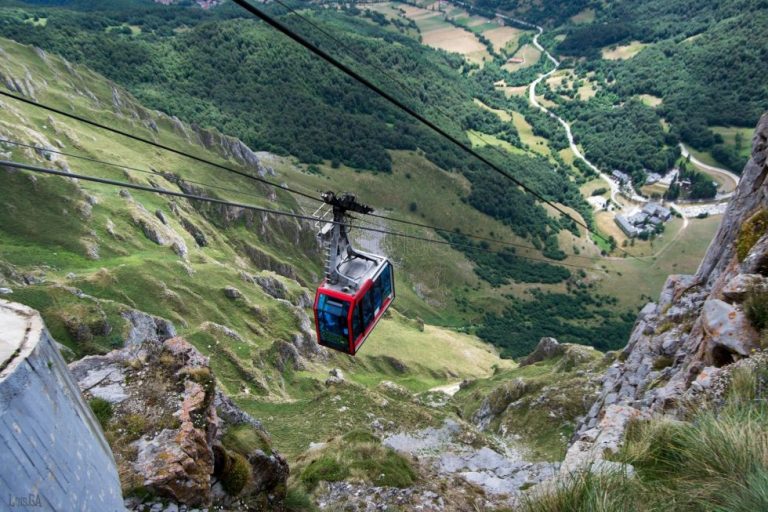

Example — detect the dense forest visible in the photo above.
[444,233,571,286]
[550,0,768,169]
[460,0,767,172]
[0,1,596,246]
[2,0,754,357]
[563,98,680,181]
[479,287,636,358]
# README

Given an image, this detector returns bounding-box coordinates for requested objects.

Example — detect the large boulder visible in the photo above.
[520,337,564,366]
[702,299,760,359]
[721,273,768,303]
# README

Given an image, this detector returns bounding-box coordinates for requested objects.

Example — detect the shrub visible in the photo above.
[89,397,113,428]
[351,449,416,488]
[222,451,251,496]
[300,455,349,489]
[285,484,318,512]
[744,289,768,332]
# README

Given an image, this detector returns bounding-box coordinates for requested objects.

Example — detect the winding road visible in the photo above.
[494,11,740,221]
[492,12,645,208]
[679,143,740,199]
[454,2,739,222]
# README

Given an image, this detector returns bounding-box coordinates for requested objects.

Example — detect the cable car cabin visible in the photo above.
[313,253,395,355]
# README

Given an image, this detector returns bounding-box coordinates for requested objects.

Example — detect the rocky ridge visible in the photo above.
[564,113,768,472]
[70,330,288,511]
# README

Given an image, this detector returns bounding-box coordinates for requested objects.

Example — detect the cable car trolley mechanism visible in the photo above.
[312,191,395,355]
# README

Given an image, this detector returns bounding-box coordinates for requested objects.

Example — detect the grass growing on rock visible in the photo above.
[296,431,416,490]
[221,451,251,496]
[736,209,768,261]
[89,397,113,429]
[522,358,768,511]
[452,345,606,461]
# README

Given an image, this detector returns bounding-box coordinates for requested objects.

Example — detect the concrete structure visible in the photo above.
[615,215,639,237]
[0,300,124,512]
[611,170,631,183]
[645,172,662,185]
[642,202,671,221]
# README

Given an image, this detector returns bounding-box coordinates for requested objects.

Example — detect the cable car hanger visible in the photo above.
[313,191,395,355]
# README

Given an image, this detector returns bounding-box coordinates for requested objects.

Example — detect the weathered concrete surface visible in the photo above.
[0,300,124,511]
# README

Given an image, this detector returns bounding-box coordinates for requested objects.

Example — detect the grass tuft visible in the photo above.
[89,397,113,429]
[221,451,251,496]
[297,432,416,490]
[524,360,768,511]
[744,287,768,333]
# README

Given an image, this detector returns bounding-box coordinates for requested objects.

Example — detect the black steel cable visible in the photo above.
[230,0,639,261]
[0,89,324,204]
[0,137,288,206]
[0,137,604,261]
[0,158,601,271]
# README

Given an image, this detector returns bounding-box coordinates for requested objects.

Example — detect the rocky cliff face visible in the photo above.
[70,332,288,511]
[564,113,768,471]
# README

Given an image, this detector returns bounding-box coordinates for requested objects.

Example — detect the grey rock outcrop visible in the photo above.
[223,286,242,299]
[701,299,759,357]
[565,112,768,473]
[122,309,177,346]
[519,337,563,366]
[70,335,288,510]
[254,274,288,300]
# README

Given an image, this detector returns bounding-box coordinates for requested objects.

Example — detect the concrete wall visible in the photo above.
[0,300,124,511]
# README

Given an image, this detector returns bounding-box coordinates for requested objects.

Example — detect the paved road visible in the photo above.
[494,14,645,208]
[679,143,740,198]
[457,3,740,220]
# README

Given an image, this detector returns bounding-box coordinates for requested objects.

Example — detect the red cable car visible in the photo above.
[312,192,396,355]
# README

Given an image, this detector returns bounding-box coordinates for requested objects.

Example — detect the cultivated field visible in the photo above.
[473,98,512,121]
[484,25,525,52]
[401,5,491,64]
[602,41,647,60]
[511,112,551,156]
[502,44,541,71]
[712,125,755,159]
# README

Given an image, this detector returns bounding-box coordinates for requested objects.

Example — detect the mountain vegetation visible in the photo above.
[0,0,640,354]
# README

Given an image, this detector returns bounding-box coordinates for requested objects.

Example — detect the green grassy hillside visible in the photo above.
[0,0,727,357]
[0,36,506,400]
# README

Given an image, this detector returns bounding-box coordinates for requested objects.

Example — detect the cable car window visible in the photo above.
[352,303,363,340]
[380,263,392,299]
[361,288,375,326]
[372,276,383,312]
[317,295,350,351]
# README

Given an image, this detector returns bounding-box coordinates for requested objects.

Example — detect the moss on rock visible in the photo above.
[737,209,768,261]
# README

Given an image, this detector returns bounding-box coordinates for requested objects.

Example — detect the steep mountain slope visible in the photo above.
[0,0,646,355]
[0,35,650,510]
[516,113,768,510]
[0,29,508,433]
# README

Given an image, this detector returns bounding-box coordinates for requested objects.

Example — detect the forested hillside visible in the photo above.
[460,0,767,172]
[0,1,593,244]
